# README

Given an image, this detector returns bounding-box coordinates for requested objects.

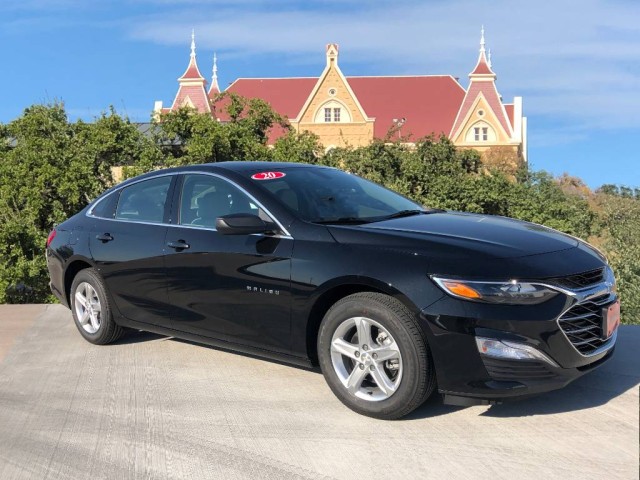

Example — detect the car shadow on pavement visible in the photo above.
[113,329,168,345]
[478,371,639,418]
[409,325,640,420]
[480,325,639,417]
[404,394,468,420]
[116,325,639,420]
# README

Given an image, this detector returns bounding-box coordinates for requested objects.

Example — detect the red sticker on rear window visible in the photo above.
[251,172,286,180]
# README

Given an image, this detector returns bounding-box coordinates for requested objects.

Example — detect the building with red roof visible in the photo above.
[154,29,527,162]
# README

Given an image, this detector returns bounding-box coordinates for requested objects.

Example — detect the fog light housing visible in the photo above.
[475,337,559,367]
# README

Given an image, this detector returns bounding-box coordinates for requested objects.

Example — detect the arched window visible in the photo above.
[314,100,351,123]
[465,121,496,142]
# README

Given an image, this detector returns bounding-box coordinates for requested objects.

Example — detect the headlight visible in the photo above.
[431,276,559,305]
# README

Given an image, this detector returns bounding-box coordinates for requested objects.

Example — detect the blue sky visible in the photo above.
[1,0,638,188]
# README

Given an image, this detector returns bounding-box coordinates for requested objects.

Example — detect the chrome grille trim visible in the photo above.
[557,286,618,357]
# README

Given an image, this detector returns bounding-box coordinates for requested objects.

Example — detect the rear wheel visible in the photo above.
[318,292,435,419]
[70,269,124,345]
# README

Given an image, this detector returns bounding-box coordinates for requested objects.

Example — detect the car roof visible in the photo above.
[206,161,321,172]
[110,161,326,193]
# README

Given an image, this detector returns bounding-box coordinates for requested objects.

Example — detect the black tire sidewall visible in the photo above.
[70,269,114,344]
[318,294,428,419]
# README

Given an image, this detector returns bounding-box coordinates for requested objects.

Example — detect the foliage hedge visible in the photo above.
[0,100,637,324]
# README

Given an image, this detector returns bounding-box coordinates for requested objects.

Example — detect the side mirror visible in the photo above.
[216,213,271,235]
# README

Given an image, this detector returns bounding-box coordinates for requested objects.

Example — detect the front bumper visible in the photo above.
[419,287,618,404]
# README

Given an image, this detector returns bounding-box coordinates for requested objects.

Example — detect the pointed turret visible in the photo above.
[450,27,514,144]
[177,29,206,81]
[469,26,496,77]
[167,30,210,113]
[208,52,221,97]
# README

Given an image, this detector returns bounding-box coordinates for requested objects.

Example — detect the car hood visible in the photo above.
[329,211,579,259]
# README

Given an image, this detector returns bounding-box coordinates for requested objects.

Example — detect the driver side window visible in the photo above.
[179,174,262,228]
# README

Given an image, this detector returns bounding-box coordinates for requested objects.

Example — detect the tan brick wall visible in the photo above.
[299,69,367,124]
[293,57,374,148]
[294,122,374,148]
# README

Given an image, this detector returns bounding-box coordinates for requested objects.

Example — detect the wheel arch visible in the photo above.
[63,257,95,306]
[304,277,420,365]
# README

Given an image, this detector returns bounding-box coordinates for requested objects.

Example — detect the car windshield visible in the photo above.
[244,166,425,224]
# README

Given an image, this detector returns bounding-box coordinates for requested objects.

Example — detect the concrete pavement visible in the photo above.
[0,304,638,479]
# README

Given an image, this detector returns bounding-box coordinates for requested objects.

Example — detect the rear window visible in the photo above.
[89,192,117,219]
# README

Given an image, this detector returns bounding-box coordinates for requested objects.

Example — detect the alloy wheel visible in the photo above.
[74,282,102,334]
[330,316,403,401]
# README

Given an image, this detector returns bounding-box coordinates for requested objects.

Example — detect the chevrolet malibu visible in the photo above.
[46,162,620,419]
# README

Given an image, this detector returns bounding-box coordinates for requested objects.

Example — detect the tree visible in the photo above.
[272,130,322,164]
[0,103,153,302]
[0,100,637,326]
[593,193,640,324]
[481,145,523,175]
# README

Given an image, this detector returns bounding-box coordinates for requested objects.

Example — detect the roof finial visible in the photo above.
[210,52,220,93]
[480,25,486,53]
[190,29,196,59]
[487,48,492,68]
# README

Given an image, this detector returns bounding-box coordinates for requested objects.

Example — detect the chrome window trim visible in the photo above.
[85,170,293,239]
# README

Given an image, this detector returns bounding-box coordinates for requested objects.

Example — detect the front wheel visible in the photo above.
[317,292,435,419]
[70,269,124,345]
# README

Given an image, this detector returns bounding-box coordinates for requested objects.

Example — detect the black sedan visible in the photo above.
[46,162,620,419]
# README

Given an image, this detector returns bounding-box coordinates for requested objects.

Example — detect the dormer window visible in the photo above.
[466,122,495,142]
[474,127,488,141]
[315,101,351,123]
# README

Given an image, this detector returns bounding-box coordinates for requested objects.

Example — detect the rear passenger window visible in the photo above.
[115,176,172,223]
[179,174,263,227]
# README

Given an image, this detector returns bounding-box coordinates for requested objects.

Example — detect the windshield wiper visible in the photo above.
[312,217,372,225]
[381,209,427,220]
[379,208,446,221]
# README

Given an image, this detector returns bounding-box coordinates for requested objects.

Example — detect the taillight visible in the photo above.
[46,229,57,248]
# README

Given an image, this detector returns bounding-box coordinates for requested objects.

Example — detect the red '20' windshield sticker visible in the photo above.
[251,172,286,180]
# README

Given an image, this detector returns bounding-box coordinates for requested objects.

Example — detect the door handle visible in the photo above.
[167,240,190,250]
[96,233,113,243]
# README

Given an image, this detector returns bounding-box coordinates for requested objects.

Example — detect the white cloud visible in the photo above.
[124,0,640,135]
[4,0,638,138]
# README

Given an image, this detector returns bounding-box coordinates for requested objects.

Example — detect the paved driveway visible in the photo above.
[0,304,637,479]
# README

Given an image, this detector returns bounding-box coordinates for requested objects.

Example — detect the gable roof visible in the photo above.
[450,80,513,139]
[504,103,515,129]
[295,43,372,125]
[171,84,211,113]
[225,78,317,119]
[348,76,465,139]
[224,75,465,141]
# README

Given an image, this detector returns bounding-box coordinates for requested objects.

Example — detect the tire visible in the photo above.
[69,268,124,345]
[317,292,435,419]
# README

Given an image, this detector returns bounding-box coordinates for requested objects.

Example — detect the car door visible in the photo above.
[89,175,175,328]
[164,173,293,353]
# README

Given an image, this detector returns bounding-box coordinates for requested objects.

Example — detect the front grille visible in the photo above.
[558,294,612,355]
[482,358,555,381]
[549,267,605,290]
